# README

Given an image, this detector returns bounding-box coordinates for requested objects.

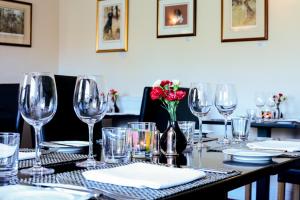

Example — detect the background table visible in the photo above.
[203,119,300,137]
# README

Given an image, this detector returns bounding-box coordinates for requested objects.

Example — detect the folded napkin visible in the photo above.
[82,163,205,189]
[247,140,300,152]
[0,143,17,159]
[19,152,36,160]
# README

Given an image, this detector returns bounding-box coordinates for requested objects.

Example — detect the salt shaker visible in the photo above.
[152,129,161,156]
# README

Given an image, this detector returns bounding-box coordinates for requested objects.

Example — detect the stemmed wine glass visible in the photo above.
[214,84,237,144]
[254,92,266,119]
[18,72,57,175]
[188,83,213,147]
[266,94,276,119]
[73,75,108,168]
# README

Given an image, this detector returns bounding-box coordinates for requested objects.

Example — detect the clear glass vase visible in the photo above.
[275,104,282,119]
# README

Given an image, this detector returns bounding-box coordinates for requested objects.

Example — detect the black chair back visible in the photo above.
[40,75,102,143]
[139,87,198,132]
[0,84,24,135]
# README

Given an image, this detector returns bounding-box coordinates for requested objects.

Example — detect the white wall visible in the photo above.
[0,0,59,82]
[0,0,59,147]
[58,0,300,113]
[58,0,300,137]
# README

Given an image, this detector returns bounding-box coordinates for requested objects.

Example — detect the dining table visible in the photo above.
[1,139,300,200]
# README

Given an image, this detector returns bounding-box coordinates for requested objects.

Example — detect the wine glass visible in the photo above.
[18,72,57,175]
[266,94,276,119]
[214,84,237,144]
[188,83,213,147]
[254,92,266,120]
[73,75,108,168]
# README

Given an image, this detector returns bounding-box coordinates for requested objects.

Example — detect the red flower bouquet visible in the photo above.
[109,89,118,102]
[150,80,186,122]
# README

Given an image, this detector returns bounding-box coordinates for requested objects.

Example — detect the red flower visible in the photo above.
[150,87,165,100]
[166,91,177,101]
[279,93,283,97]
[176,90,186,101]
[160,80,172,87]
[110,89,118,95]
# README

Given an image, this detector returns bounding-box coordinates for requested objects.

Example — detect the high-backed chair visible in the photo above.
[278,167,300,200]
[139,87,198,133]
[36,75,102,154]
[0,84,24,135]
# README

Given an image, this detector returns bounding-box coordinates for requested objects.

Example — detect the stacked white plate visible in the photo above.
[223,148,282,164]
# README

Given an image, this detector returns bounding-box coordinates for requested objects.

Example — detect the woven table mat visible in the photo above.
[19,162,241,200]
[19,150,88,169]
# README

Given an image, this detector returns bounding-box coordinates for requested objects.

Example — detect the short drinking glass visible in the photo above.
[231,117,251,143]
[178,121,195,152]
[0,133,20,178]
[102,128,130,164]
[128,122,155,158]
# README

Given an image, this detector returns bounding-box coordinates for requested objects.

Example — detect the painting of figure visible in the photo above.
[232,0,256,28]
[164,4,188,26]
[103,5,121,41]
[0,7,24,35]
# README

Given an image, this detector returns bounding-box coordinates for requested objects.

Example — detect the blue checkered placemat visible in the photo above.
[19,162,240,200]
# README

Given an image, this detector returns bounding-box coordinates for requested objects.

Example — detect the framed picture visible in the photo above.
[0,0,32,47]
[221,0,268,42]
[157,0,196,38]
[96,0,128,53]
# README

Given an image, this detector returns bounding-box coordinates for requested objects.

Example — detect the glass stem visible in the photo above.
[224,115,228,140]
[88,123,95,160]
[198,116,203,144]
[33,126,42,168]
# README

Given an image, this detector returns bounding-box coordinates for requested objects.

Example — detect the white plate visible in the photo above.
[19,152,36,160]
[223,148,282,164]
[0,185,91,200]
[194,129,214,134]
[40,141,89,153]
[247,140,300,152]
[41,141,89,148]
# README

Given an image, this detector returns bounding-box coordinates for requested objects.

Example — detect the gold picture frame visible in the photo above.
[157,0,196,38]
[0,0,32,47]
[96,0,128,53]
[221,0,268,42]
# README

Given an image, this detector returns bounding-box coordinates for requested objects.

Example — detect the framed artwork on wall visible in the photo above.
[157,0,196,38]
[0,0,32,47]
[96,0,128,53]
[221,0,268,42]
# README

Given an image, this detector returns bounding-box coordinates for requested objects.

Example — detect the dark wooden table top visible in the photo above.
[3,140,300,199]
[157,141,300,199]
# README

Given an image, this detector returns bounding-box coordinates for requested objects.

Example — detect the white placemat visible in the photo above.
[247,140,300,152]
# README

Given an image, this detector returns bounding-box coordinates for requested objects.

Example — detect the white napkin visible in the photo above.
[247,140,300,152]
[82,163,205,189]
[19,152,36,160]
[0,143,17,159]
